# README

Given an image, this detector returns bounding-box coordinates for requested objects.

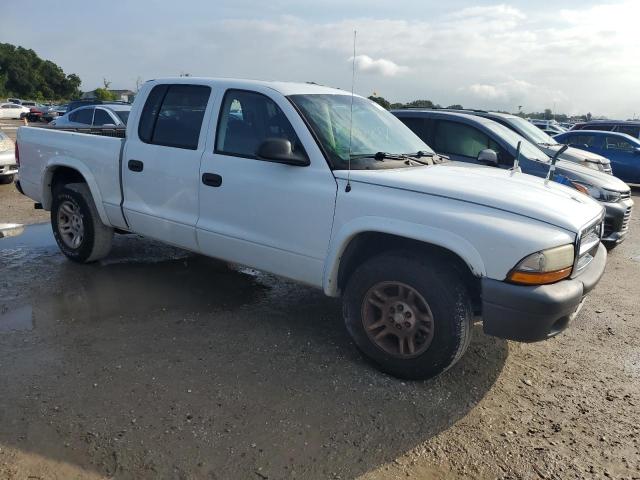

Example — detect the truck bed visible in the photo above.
[17,125,128,229]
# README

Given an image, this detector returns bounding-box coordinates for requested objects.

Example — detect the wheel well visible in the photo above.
[337,232,481,311]
[49,166,86,192]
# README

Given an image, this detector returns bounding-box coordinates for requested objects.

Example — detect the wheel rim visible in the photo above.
[362,281,435,358]
[57,200,84,249]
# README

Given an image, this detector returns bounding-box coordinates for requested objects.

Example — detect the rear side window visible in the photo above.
[92,109,113,126]
[434,121,498,158]
[615,125,640,138]
[565,134,597,147]
[605,136,634,152]
[70,108,94,125]
[138,84,211,150]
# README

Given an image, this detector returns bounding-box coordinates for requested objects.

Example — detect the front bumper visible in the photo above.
[481,242,607,342]
[602,197,633,244]
[0,150,17,176]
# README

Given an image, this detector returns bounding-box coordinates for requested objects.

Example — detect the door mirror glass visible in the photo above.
[256,138,309,166]
[477,149,498,166]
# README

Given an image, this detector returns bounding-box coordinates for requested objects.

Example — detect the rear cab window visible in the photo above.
[138,84,211,150]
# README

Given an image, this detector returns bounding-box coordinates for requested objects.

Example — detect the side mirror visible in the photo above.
[256,138,309,166]
[477,149,498,166]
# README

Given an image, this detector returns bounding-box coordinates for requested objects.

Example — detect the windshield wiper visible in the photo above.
[349,152,409,161]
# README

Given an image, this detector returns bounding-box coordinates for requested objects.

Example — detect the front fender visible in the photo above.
[42,158,111,226]
[322,216,486,297]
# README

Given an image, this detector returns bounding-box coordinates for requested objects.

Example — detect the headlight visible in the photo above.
[570,181,621,202]
[507,244,574,285]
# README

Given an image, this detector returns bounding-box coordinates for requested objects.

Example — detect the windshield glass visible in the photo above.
[485,122,551,163]
[508,116,558,145]
[288,94,432,169]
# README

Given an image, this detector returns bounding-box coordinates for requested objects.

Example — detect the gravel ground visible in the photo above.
[0,131,638,478]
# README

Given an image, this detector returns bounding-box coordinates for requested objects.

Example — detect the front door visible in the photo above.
[197,88,337,287]
[122,83,214,250]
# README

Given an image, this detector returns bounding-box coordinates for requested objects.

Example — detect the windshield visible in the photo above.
[288,94,432,169]
[485,122,551,163]
[508,116,558,145]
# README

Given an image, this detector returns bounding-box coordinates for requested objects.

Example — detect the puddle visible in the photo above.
[0,305,33,332]
[0,222,55,249]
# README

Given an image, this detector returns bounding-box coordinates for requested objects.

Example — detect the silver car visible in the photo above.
[51,104,131,128]
[0,131,17,184]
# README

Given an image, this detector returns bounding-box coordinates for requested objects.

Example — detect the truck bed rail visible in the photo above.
[33,124,126,139]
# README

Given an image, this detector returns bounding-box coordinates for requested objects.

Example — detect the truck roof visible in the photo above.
[149,77,351,97]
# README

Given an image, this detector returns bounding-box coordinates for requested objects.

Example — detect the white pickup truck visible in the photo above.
[15,77,608,379]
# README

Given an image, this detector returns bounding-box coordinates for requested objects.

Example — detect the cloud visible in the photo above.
[350,55,408,77]
[2,1,639,118]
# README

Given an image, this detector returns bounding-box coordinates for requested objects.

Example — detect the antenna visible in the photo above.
[345,30,357,193]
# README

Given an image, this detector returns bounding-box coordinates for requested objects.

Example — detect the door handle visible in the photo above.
[128,159,144,172]
[202,173,222,187]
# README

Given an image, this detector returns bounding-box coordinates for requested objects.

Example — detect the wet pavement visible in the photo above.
[1,206,639,478]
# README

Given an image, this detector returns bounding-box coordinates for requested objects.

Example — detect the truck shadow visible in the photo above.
[0,226,508,479]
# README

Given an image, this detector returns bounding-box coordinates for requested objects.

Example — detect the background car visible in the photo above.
[439,109,612,174]
[42,105,67,122]
[51,104,131,128]
[555,130,640,184]
[0,130,17,184]
[64,99,129,114]
[570,120,640,140]
[530,119,567,136]
[393,110,633,246]
[0,102,30,119]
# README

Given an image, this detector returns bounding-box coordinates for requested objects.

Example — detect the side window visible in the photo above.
[433,120,492,158]
[567,134,597,147]
[587,124,613,132]
[70,108,94,125]
[615,125,640,138]
[138,84,211,150]
[605,136,634,152]
[93,109,113,126]
[215,89,307,160]
[398,117,430,143]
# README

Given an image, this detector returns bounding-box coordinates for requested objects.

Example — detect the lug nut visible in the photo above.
[404,311,411,318]
[404,322,411,328]
[397,304,404,312]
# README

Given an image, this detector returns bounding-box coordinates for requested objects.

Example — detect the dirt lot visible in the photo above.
[0,137,639,478]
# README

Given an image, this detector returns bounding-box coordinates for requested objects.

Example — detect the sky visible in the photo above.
[3,0,639,119]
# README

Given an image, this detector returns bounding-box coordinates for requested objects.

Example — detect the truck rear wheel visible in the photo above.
[51,183,113,263]
[343,252,472,380]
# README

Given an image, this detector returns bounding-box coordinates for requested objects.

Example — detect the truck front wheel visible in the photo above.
[51,183,113,263]
[343,252,472,380]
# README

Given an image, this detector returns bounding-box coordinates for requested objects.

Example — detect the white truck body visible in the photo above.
[15,77,608,378]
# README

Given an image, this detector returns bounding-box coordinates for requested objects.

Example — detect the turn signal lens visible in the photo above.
[507,244,574,285]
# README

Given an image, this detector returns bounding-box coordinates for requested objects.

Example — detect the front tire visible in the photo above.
[343,252,472,380]
[0,174,15,185]
[51,183,113,263]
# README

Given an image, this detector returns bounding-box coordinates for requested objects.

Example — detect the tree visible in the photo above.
[389,102,404,109]
[544,108,553,120]
[0,42,82,100]
[446,104,464,110]
[93,88,117,101]
[368,95,391,110]
[102,78,112,89]
[404,99,435,109]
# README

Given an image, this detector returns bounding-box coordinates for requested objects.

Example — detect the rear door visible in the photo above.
[196,87,337,286]
[122,83,214,250]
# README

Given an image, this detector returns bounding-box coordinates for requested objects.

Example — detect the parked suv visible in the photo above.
[555,130,640,184]
[393,110,633,246]
[571,120,640,140]
[441,110,612,174]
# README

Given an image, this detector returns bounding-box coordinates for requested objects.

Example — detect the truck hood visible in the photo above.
[555,158,630,193]
[336,163,604,233]
[543,144,611,167]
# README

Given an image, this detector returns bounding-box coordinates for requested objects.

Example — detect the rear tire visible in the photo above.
[343,251,472,380]
[0,174,15,185]
[51,183,113,263]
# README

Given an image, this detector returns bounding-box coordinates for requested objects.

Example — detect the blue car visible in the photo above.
[555,130,640,184]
